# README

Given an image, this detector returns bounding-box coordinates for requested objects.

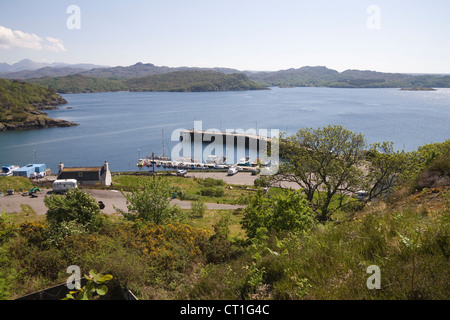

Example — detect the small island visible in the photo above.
[0,78,79,131]
[400,87,437,91]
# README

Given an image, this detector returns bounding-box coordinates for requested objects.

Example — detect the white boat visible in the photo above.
[1,165,19,176]
[237,156,251,166]
[206,155,226,165]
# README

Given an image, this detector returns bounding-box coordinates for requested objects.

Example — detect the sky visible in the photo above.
[0,0,449,73]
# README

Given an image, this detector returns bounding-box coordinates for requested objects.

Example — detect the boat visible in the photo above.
[1,165,19,176]
[237,156,251,166]
[206,155,226,165]
[136,159,146,167]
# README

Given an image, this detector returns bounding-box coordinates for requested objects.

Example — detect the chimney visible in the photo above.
[104,161,109,172]
[58,162,64,173]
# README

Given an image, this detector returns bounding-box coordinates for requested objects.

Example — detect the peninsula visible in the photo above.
[0,78,78,131]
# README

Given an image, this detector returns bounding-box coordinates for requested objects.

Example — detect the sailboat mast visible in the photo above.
[162,129,165,157]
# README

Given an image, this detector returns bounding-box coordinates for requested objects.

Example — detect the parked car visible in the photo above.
[176,169,187,177]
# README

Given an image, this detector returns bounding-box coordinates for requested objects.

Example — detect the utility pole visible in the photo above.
[152,152,155,176]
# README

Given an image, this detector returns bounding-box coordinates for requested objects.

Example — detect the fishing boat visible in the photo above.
[1,165,19,176]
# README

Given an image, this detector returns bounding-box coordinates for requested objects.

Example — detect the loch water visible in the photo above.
[0,87,449,173]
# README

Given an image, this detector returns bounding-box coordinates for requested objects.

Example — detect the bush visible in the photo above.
[241,189,317,239]
[205,217,234,264]
[190,200,207,218]
[44,188,104,231]
[200,186,225,197]
[199,178,225,188]
[118,177,181,225]
[416,154,450,189]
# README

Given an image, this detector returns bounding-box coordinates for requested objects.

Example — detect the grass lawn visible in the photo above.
[112,173,256,205]
[0,176,34,193]
[184,208,245,238]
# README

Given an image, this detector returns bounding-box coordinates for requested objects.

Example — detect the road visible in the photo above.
[0,188,245,216]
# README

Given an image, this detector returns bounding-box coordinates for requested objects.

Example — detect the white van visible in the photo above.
[357,190,369,201]
[52,179,78,194]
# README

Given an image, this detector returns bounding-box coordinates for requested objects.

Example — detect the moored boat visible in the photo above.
[1,165,19,176]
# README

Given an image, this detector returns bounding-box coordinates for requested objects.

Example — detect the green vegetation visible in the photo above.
[0,78,76,131]
[28,74,128,93]
[63,270,113,300]
[0,176,34,193]
[275,125,413,221]
[112,174,251,205]
[44,188,105,231]
[125,70,267,92]
[247,66,450,88]
[28,70,267,94]
[0,136,448,300]
[116,176,181,224]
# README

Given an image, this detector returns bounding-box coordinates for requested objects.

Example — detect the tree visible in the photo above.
[117,176,180,225]
[364,141,411,200]
[276,125,367,221]
[44,188,103,230]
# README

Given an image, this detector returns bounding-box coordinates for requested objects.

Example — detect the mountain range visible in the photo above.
[0,59,108,75]
[1,60,450,90]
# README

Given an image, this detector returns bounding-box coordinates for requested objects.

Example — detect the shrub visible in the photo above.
[241,189,317,239]
[199,178,225,188]
[200,186,225,197]
[416,154,450,189]
[205,216,234,264]
[118,177,181,225]
[190,200,207,218]
[44,188,104,231]
[19,221,47,247]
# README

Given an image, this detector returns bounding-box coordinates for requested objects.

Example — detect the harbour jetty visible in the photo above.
[180,129,272,148]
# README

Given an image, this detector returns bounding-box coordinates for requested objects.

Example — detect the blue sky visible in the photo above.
[0,0,449,73]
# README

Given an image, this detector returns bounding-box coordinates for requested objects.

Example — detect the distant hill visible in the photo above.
[78,62,242,78]
[246,66,450,88]
[3,67,87,80]
[28,70,267,93]
[1,61,243,80]
[0,79,78,131]
[0,59,108,75]
[28,74,128,93]
[125,70,268,92]
[4,60,450,90]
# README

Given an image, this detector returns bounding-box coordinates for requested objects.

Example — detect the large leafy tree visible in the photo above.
[275,125,367,221]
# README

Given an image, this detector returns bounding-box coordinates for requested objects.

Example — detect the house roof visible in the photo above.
[61,167,102,172]
[58,166,105,182]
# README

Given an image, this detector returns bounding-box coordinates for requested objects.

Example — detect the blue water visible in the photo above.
[0,87,449,173]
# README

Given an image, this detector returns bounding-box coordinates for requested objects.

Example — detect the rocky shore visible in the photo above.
[0,116,78,131]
